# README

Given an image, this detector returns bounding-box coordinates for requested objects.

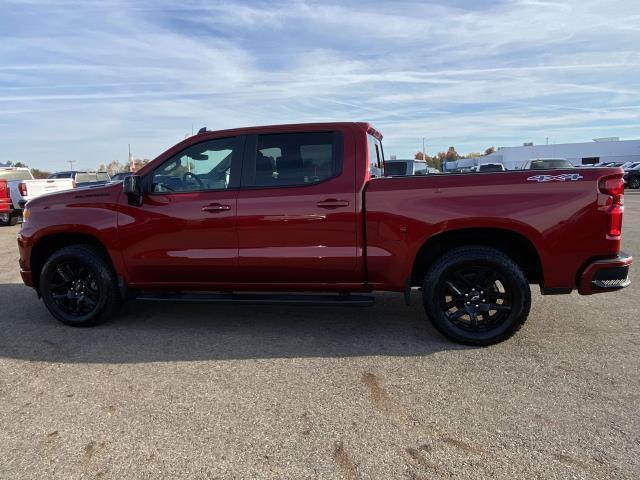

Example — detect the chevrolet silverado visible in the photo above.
[17,122,632,345]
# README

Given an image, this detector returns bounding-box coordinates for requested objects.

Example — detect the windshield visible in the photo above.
[0,169,33,181]
[529,159,573,169]
[385,162,408,176]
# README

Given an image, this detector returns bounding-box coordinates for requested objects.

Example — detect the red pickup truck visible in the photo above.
[17,122,632,345]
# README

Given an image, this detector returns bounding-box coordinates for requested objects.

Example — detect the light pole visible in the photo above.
[68,160,75,171]
[422,137,426,161]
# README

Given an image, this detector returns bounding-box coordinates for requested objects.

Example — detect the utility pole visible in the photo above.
[68,160,75,171]
[422,137,426,161]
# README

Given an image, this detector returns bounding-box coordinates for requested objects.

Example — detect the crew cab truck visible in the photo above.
[17,122,632,345]
[0,167,74,226]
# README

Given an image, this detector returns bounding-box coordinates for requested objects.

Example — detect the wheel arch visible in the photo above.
[411,227,543,286]
[30,232,116,289]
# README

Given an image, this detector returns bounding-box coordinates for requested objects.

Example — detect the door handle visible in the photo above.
[316,199,350,209]
[202,203,231,213]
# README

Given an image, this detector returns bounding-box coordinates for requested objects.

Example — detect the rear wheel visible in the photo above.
[40,245,121,327]
[629,177,640,189]
[422,246,531,346]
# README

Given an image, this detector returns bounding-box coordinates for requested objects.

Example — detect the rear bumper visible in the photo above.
[578,253,632,295]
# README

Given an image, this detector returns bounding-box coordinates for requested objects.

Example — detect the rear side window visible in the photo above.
[385,162,408,176]
[0,169,33,181]
[368,134,383,177]
[247,132,343,187]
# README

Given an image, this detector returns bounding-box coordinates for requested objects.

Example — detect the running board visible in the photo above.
[136,292,375,306]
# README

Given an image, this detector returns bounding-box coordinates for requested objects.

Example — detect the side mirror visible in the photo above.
[123,175,143,205]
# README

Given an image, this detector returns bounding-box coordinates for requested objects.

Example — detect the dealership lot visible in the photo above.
[0,193,638,479]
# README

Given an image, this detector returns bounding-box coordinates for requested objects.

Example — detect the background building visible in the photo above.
[445,137,640,171]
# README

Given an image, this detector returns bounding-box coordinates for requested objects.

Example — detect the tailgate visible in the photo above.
[23,179,75,199]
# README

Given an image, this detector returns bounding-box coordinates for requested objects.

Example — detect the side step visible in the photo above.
[136,292,375,306]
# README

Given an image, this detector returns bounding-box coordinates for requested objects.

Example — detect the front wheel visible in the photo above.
[40,245,121,327]
[629,177,640,189]
[422,246,531,346]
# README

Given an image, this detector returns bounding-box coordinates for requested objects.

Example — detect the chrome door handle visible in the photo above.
[316,199,350,209]
[202,204,231,213]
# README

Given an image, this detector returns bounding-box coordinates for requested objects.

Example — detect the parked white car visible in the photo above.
[0,167,74,226]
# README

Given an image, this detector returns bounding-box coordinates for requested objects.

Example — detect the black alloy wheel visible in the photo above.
[439,265,513,332]
[48,261,101,317]
[422,246,531,346]
[40,245,121,326]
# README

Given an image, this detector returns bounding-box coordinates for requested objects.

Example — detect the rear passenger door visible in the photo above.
[236,130,358,284]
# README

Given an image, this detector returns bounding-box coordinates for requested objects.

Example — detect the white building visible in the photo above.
[445,137,640,171]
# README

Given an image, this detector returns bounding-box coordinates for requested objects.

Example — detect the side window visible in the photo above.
[248,132,343,187]
[368,134,384,177]
[414,164,427,175]
[151,137,237,193]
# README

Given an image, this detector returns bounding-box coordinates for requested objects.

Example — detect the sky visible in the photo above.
[1,0,639,170]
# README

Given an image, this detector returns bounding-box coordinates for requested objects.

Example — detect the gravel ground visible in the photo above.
[0,192,639,479]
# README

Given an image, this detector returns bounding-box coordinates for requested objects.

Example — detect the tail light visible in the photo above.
[0,180,9,213]
[18,182,28,197]
[598,175,624,238]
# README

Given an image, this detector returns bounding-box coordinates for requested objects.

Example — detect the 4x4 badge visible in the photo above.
[527,173,584,182]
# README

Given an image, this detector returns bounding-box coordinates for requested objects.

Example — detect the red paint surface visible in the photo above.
[17,122,631,295]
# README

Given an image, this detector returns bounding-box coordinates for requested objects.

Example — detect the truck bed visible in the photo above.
[364,168,620,291]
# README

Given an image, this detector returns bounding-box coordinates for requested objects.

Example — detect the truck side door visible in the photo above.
[117,136,242,286]
[236,129,359,284]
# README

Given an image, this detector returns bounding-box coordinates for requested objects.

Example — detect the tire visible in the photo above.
[630,177,640,189]
[0,212,18,226]
[39,245,122,327]
[422,246,531,346]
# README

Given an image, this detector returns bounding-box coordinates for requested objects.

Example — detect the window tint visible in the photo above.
[0,169,33,181]
[478,164,504,172]
[151,137,237,193]
[385,162,408,176]
[249,132,342,187]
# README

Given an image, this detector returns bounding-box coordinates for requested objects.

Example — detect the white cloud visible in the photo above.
[0,0,639,167]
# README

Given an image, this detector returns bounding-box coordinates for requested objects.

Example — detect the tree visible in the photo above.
[444,146,459,162]
[484,146,496,155]
[414,152,433,162]
[31,168,51,179]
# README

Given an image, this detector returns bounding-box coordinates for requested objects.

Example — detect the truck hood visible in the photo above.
[26,182,122,209]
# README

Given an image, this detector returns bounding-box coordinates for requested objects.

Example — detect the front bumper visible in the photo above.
[578,253,632,295]
[17,232,35,288]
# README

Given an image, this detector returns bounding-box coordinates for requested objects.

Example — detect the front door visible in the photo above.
[236,130,358,284]
[118,136,242,286]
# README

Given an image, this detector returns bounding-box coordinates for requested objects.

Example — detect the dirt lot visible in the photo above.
[1,193,639,479]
